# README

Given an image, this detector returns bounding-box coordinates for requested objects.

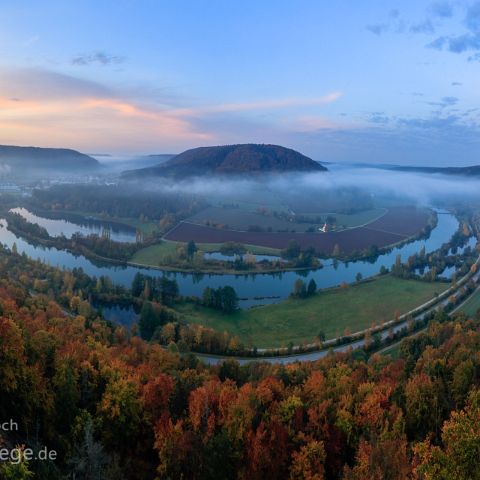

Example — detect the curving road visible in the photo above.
[196,257,480,365]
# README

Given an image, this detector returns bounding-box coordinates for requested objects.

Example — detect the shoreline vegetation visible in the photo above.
[4,204,438,275]
[2,205,476,357]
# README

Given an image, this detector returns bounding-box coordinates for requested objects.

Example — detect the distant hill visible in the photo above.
[389,165,480,176]
[142,154,176,165]
[122,144,327,179]
[0,145,100,172]
[349,162,480,177]
[101,154,176,173]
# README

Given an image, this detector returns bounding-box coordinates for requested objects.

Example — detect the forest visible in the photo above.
[30,185,206,225]
[0,242,480,478]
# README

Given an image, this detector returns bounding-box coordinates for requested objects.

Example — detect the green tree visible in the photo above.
[220,286,238,313]
[307,278,317,296]
[202,287,215,308]
[187,240,197,259]
[159,277,179,305]
[283,240,301,260]
[415,390,480,480]
[292,279,307,298]
[139,302,164,340]
[0,452,34,479]
[131,272,145,297]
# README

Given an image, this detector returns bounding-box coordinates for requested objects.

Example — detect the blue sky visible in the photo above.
[0,0,479,165]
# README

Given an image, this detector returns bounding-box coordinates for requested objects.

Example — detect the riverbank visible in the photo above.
[6,204,439,276]
[192,245,480,364]
[0,208,460,309]
[177,275,448,348]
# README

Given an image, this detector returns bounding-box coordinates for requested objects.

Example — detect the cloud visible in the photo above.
[397,113,462,129]
[410,20,435,34]
[71,51,126,66]
[427,2,480,57]
[427,36,447,49]
[367,8,440,37]
[172,93,342,117]
[293,107,480,167]
[427,96,459,108]
[0,67,110,100]
[0,67,212,151]
[429,1,453,18]
[293,116,344,131]
[465,1,480,31]
[296,168,480,206]
[0,66,342,153]
[449,33,480,52]
[138,165,480,211]
[366,24,388,35]
[368,112,390,124]
[0,164,11,176]
[429,33,480,52]
[468,51,480,61]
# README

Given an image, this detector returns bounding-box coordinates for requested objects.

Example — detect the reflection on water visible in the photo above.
[204,251,286,262]
[96,304,139,326]
[10,207,137,243]
[0,210,460,311]
[448,236,476,256]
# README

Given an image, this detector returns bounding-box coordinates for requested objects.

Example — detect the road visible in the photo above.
[196,259,480,365]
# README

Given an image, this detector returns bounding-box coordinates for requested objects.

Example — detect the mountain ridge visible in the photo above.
[0,145,100,171]
[347,162,480,176]
[122,144,327,178]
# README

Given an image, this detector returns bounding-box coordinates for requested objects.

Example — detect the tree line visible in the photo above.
[1,264,480,478]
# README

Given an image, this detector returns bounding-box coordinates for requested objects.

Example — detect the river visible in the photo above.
[10,207,138,243]
[0,209,459,311]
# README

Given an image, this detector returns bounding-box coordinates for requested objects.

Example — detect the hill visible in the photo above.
[350,162,480,176]
[0,145,100,172]
[122,144,327,178]
[391,165,480,176]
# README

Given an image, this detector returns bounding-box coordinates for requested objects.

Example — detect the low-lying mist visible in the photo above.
[125,165,480,209]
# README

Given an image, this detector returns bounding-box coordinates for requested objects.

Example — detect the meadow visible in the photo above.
[459,288,480,317]
[175,275,446,348]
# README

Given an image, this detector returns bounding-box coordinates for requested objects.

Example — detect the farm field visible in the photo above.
[188,206,386,231]
[363,206,431,236]
[130,240,280,265]
[176,275,447,348]
[166,206,431,255]
[459,288,480,317]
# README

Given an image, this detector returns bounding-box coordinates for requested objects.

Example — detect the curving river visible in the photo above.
[0,209,460,310]
[10,207,138,243]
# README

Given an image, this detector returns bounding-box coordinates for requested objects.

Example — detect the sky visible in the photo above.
[0,0,480,165]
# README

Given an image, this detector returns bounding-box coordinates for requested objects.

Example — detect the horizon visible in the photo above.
[1,1,480,165]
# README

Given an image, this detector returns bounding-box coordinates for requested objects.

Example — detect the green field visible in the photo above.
[175,276,448,348]
[131,240,280,265]
[459,288,480,317]
[326,208,386,228]
[186,206,386,232]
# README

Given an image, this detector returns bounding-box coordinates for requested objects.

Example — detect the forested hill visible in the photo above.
[391,165,480,176]
[1,243,480,478]
[0,145,100,171]
[122,143,327,178]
